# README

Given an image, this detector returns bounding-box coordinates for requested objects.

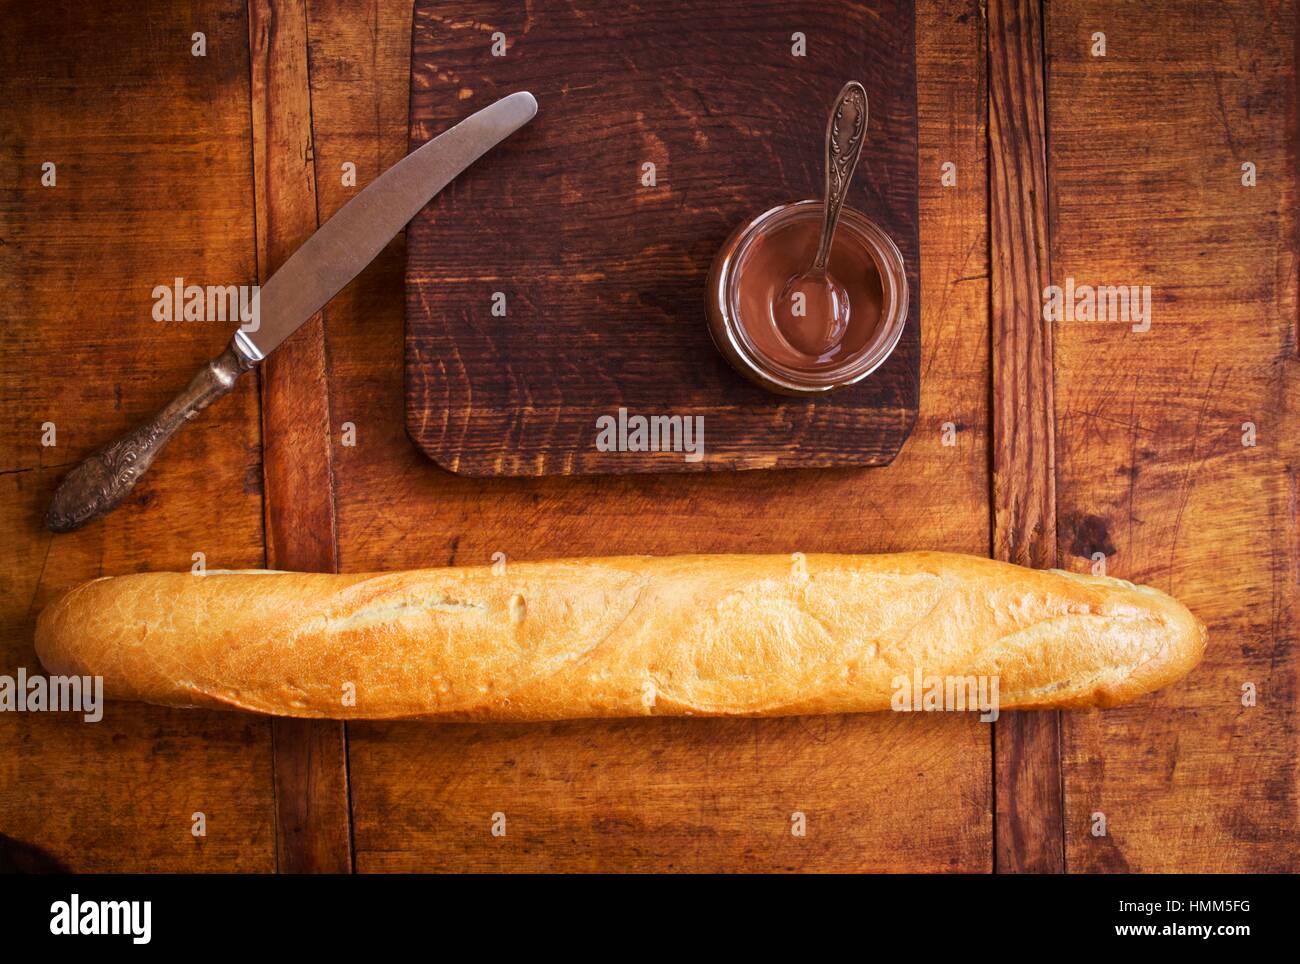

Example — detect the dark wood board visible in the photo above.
[404,0,922,475]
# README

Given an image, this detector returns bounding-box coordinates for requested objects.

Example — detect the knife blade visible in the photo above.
[239,90,537,360]
[46,91,538,532]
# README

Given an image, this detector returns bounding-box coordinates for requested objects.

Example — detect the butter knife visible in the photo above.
[46,91,538,532]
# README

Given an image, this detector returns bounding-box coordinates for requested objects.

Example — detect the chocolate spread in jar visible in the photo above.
[733,216,884,370]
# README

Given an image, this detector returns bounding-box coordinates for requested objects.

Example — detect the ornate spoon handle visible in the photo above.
[813,81,870,271]
[45,339,258,533]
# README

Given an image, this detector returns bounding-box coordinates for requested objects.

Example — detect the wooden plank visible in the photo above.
[404,0,921,476]
[320,0,994,872]
[248,0,352,874]
[0,0,275,871]
[1046,0,1298,871]
[986,0,1065,873]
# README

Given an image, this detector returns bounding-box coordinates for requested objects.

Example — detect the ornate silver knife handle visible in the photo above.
[45,340,257,532]
[44,92,537,534]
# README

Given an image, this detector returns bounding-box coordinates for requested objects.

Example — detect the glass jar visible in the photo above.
[706,200,909,396]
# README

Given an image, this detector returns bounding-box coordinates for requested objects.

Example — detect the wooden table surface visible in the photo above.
[1,0,1295,873]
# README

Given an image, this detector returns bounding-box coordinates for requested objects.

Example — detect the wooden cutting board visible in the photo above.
[405,0,920,474]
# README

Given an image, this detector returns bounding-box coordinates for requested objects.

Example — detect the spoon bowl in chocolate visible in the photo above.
[773,268,852,357]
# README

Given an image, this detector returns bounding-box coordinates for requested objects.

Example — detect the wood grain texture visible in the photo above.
[5,0,1288,874]
[351,715,982,872]
[1047,0,1298,871]
[0,0,275,871]
[987,0,1065,873]
[403,0,922,475]
[248,0,352,874]
[321,0,992,872]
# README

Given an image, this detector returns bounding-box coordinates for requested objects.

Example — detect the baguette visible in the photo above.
[34,552,1206,721]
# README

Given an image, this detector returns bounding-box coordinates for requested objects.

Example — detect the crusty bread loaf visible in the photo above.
[34,552,1206,720]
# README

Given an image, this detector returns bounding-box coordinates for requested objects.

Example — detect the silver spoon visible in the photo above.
[773,81,869,357]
